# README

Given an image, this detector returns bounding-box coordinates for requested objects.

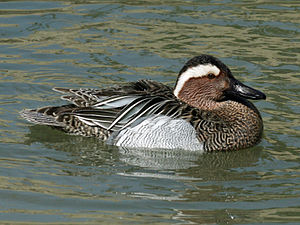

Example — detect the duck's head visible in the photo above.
[174,55,266,109]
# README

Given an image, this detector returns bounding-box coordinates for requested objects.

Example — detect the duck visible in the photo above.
[20,54,266,152]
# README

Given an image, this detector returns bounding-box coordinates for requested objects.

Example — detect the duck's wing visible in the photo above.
[66,94,181,132]
[22,80,180,132]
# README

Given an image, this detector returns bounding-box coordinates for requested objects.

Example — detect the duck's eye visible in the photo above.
[207,73,216,79]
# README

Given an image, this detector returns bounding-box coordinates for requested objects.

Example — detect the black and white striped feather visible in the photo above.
[20,80,187,134]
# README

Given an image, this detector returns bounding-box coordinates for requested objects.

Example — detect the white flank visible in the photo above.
[112,115,204,151]
[173,64,220,97]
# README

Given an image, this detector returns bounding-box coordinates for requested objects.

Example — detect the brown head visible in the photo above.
[174,55,266,110]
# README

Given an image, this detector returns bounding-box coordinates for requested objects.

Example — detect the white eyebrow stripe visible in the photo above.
[173,64,220,97]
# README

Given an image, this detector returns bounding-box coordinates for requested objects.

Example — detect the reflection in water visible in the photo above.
[118,147,201,170]
[24,125,200,170]
[20,125,297,225]
[25,125,261,173]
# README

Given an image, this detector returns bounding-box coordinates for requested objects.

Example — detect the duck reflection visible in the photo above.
[24,125,262,173]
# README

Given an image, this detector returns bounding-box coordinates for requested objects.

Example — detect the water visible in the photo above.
[0,1,299,224]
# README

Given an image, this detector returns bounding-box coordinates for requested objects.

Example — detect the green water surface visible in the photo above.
[0,1,299,224]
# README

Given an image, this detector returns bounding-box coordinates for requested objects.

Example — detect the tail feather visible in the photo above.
[19,109,64,127]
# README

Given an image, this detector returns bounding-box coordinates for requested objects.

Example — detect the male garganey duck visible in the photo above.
[20,55,266,151]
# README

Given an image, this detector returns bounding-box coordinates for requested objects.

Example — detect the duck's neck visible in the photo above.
[186,98,222,111]
[176,91,222,111]
[179,96,263,151]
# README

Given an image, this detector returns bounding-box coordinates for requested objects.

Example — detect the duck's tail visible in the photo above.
[19,108,64,127]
